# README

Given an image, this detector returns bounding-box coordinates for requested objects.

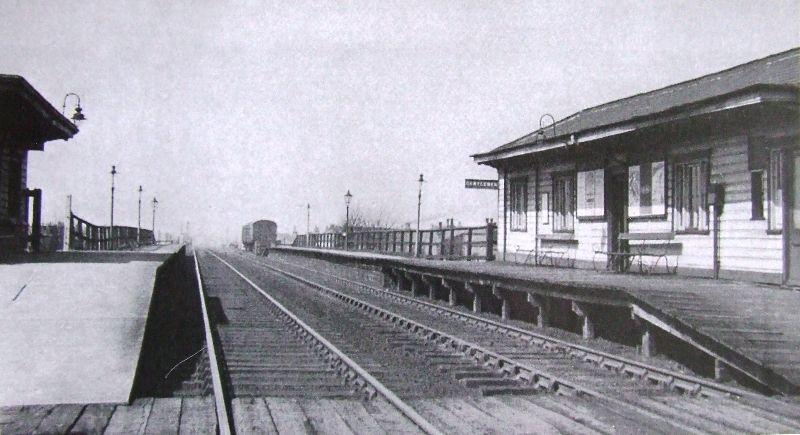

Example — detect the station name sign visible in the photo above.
[465,179,498,190]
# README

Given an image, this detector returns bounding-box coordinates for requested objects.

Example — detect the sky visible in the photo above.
[1,1,798,245]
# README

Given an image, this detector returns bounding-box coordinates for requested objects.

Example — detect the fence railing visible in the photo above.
[292,222,496,261]
[68,213,154,251]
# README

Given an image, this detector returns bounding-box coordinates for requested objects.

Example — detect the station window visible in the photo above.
[509,177,527,231]
[673,159,709,232]
[552,172,575,232]
[768,148,784,232]
[751,170,765,220]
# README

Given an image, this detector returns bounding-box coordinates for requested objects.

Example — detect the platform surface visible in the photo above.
[0,253,167,406]
[277,246,800,392]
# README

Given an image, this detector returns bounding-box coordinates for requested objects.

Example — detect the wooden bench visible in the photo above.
[514,247,537,265]
[598,232,678,274]
[536,234,578,268]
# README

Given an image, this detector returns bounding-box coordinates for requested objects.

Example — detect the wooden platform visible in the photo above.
[0,397,216,434]
[230,396,605,434]
[0,395,619,433]
[277,246,800,394]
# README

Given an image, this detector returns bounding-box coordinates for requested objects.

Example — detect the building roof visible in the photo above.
[0,74,79,150]
[474,48,800,163]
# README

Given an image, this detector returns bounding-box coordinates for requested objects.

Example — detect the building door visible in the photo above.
[607,169,628,270]
[786,150,800,286]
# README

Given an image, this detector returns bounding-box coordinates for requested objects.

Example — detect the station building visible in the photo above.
[473,48,799,285]
[0,75,78,255]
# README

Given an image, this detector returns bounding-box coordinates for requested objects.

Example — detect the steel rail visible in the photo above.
[254,257,708,433]
[207,251,443,435]
[192,250,233,435]
[269,254,782,401]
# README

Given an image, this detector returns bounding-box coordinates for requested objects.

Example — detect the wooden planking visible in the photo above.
[144,398,182,435]
[104,398,154,434]
[436,398,512,434]
[468,397,563,435]
[362,399,423,435]
[179,396,217,435]
[512,395,611,434]
[0,406,22,427]
[410,399,477,433]
[0,406,51,434]
[69,404,116,434]
[263,397,313,434]
[327,399,387,435]
[232,397,278,435]
[33,404,84,434]
[300,399,356,435]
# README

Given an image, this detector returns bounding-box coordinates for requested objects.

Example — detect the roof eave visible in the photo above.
[473,84,798,165]
[0,74,79,142]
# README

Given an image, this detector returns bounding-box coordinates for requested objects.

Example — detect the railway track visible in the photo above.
[232,250,800,434]
[194,250,441,434]
[197,250,690,433]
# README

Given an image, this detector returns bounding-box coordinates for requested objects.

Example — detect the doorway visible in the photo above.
[607,169,628,271]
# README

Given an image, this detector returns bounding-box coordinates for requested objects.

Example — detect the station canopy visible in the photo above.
[0,74,78,151]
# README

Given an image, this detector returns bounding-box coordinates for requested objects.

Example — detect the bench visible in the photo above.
[514,247,537,265]
[597,232,678,274]
[536,234,578,268]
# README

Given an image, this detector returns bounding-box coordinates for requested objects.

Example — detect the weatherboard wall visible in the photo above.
[495,130,785,283]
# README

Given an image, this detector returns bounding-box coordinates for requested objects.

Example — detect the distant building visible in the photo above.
[0,75,78,255]
[473,48,799,284]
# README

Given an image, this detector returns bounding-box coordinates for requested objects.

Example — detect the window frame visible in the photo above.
[508,176,528,232]
[672,156,710,234]
[767,148,784,233]
[627,159,668,221]
[551,171,576,233]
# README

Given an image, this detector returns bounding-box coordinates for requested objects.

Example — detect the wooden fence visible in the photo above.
[293,221,496,261]
[68,213,154,251]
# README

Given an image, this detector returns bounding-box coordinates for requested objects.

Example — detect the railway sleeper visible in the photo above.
[622,364,648,378]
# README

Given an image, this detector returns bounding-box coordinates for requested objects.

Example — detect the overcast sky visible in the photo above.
[1,1,798,245]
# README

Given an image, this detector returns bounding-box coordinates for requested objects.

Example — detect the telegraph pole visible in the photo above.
[151,197,158,245]
[416,174,424,257]
[137,185,143,245]
[110,165,117,249]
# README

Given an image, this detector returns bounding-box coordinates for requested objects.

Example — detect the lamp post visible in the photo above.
[137,185,143,246]
[151,197,159,245]
[416,174,424,257]
[344,190,352,250]
[61,93,87,125]
[110,165,117,249]
[306,203,311,245]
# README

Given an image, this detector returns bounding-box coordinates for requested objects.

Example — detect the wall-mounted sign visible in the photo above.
[465,179,498,190]
[577,169,605,218]
[628,160,666,217]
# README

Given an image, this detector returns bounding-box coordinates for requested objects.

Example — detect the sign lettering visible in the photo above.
[465,179,498,190]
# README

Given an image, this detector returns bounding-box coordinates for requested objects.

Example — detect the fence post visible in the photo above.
[467,228,473,258]
[486,222,496,261]
[449,227,455,259]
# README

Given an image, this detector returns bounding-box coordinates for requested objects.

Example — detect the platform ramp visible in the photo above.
[0,252,172,406]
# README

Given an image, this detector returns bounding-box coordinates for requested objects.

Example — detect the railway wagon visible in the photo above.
[242,220,277,255]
